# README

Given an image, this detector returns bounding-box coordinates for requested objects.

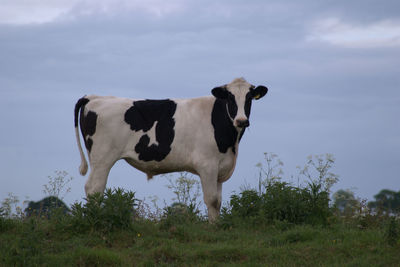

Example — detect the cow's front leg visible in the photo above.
[217,182,223,211]
[198,168,221,223]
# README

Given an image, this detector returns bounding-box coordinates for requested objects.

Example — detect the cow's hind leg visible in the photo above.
[85,159,116,196]
[198,168,221,223]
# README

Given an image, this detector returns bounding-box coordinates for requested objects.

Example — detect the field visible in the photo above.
[1,155,399,266]
[1,190,399,266]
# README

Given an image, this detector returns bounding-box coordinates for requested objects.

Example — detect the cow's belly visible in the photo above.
[124,158,186,178]
[122,146,197,179]
[122,141,236,183]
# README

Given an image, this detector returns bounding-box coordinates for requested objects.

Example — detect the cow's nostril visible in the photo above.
[236,119,250,128]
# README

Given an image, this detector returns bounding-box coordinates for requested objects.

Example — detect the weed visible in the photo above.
[70,187,137,233]
[0,192,24,219]
[42,170,73,200]
[165,172,202,211]
[160,202,203,231]
[386,217,399,246]
[220,178,332,227]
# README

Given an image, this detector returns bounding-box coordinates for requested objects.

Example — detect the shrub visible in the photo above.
[70,188,137,233]
[220,178,333,227]
[262,181,307,224]
[25,196,70,218]
[219,153,337,227]
[230,190,263,218]
[385,217,399,246]
[160,202,202,230]
[302,181,331,225]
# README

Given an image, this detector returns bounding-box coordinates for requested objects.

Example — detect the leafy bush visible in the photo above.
[160,202,202,230]
[262,181,308,224]
[70,188,137,233]
[25,196,70,218]
[220,153,337,228]
[385,217,399,246]
[302,181,331,225]
[220,179,332,228]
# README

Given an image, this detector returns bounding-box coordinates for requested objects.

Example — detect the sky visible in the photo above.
[0,0,399,210]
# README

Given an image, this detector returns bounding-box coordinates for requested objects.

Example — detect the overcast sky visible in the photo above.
[1,0,399,208]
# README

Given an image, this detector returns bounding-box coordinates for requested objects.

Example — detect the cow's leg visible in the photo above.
[85,164,113,196]
[84,153,117,196]
[198,168,221,223]
[217,182,223,211]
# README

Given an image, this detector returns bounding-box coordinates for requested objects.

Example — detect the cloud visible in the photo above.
[66,0,186,19]
[306,18,400,48]
[0,0,186,25]
[0,0,80,24]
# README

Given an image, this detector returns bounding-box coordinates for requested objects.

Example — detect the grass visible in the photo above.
[1,216,399,266]
[1,173,399,266]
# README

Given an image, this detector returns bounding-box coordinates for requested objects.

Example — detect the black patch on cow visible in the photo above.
[236,91,254,142]
[86,138,93,152]
[211,98,239,154]
[74,97,90,127]
[238,128,246,142]
[244,91,252,118]
[80,110,98,152]
[124,99,177,162]
[226,91,238,119]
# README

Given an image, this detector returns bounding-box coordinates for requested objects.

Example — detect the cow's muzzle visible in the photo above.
[235,119,250,128]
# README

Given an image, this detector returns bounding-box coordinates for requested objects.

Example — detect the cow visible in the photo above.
[74,78,268,222]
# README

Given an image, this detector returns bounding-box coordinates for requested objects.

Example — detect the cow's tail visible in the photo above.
[74,97,90,176]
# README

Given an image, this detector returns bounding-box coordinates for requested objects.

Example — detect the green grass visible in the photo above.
[1,217,399,266]
[1,186,399,266]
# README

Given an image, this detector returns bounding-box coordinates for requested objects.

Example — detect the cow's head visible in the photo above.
[212,78,268,128]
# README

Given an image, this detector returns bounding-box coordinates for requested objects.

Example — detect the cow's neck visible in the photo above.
[211,98,243,154]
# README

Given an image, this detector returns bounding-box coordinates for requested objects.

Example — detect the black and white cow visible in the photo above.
[74,78,268,222]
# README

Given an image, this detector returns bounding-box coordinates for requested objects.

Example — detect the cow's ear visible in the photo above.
[251,85,268,100]
[212,86,229,99]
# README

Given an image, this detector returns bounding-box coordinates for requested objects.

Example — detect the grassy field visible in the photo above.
[1,210,399,266]
[1,158,399,266]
